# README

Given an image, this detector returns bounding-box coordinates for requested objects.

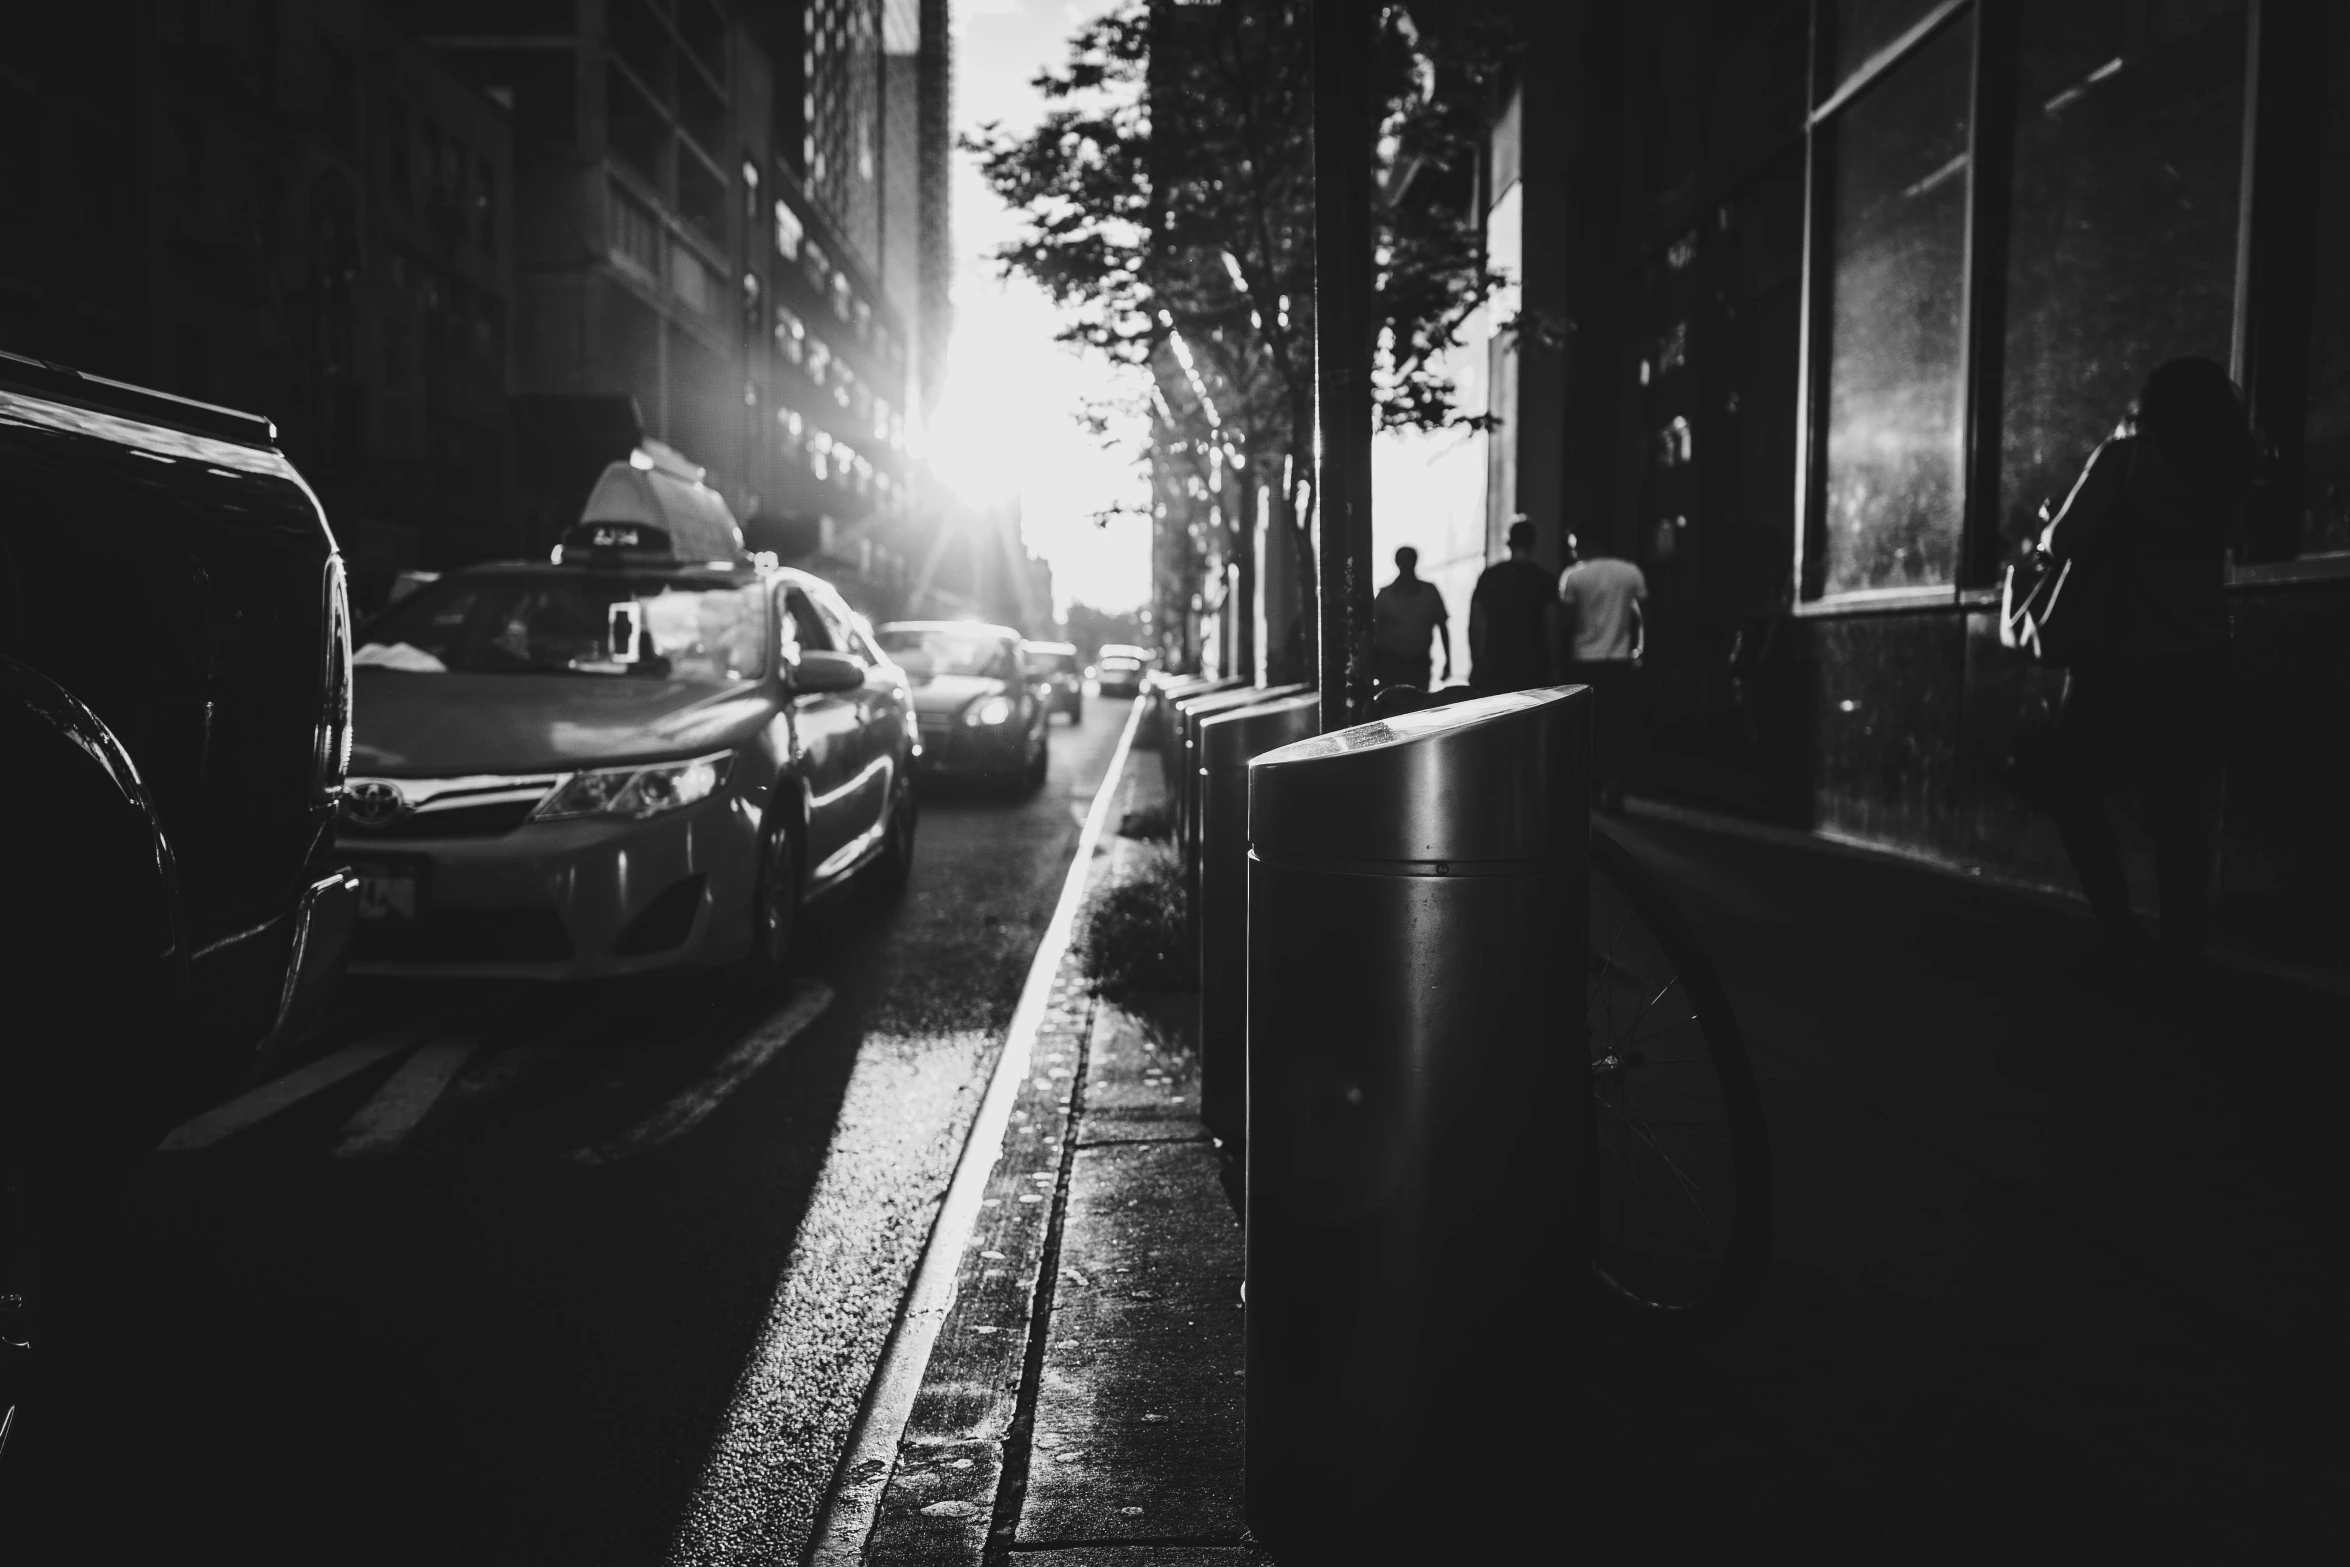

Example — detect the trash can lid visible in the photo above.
[1200,691,1321,768]
[1177,683,1312,745]
[1247,686,1587,865]
[1172,678,1275,715]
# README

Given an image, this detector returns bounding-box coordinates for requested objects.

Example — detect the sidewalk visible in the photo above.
[855,737,1264,1564]
[847,737,2347,1562]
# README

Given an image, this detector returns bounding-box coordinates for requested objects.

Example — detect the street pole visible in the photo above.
[1312,0,1375,731]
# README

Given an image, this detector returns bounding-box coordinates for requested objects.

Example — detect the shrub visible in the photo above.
[1075,845,1193,995]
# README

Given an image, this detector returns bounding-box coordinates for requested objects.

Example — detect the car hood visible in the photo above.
[908,673,1007,717]
[352,671,775,775]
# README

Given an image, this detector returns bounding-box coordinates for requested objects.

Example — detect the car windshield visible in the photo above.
[878,627,1017,679]
[356,571,768,681]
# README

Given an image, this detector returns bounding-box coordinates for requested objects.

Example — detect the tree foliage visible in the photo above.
[967,1,1516,677]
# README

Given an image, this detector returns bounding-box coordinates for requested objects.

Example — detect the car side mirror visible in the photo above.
[789,649,865,694]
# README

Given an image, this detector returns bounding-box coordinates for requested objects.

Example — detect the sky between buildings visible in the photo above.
[928,0,1154,616]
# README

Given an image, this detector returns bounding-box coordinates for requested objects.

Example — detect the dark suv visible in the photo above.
[0,354,354,1471]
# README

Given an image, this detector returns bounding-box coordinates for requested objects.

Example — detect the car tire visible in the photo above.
[875,774,917,895]
[740,811,800,986]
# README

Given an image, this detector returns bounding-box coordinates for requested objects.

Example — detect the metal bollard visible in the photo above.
[1195,691,1321,1145]
[1244,687,1591,1552]
[1174,684,1311,932]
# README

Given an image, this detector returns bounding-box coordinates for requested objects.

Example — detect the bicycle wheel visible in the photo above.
[1586,827,1770,1336]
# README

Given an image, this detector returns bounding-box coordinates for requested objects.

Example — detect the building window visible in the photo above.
[805,240,830,295]
[1998,1,2248,548]
[775,305,805,365]
[854,298,872,340]
[810,428,833,481]
[742,270,763,334]
[779,406,805,458]
[774,199,802,260]
[476,161,497,254]
[832,273,853,323]
[833,361,852,409]
[1810,8,1975,599]
[672,240,716,315]
[807,336,831,383]
[2297,7,2350,562]
[609,184,661,278]
[873,396,891,443]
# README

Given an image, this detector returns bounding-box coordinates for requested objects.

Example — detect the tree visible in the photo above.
[968,1,1514,682]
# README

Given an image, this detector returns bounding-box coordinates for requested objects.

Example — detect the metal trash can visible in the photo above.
[1196,691,1321,1144]
[1244,687,1591,1552]
[1175,683,1310,922]
[1146,673,1241,754]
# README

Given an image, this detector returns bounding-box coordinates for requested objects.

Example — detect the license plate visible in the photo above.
[351,857,426,921]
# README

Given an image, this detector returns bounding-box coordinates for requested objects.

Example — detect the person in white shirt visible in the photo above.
[1557,534,1649,812]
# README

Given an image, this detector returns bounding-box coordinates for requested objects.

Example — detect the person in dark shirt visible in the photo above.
[2039,355,2250,965]
[1371,546,1450,691]
[1468,517,1552,693]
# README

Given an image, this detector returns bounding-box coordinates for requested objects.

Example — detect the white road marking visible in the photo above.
[801,697,1143,1566]
[329,1036,486,1159]
[158,1037,416,1154]
[569,981,834,1166]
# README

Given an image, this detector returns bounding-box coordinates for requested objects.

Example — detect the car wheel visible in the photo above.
[875,775,917,895]
[741,812,800,984]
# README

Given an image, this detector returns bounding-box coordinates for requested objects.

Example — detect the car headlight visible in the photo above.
[532,752,733,822]
[967,695,1015,726]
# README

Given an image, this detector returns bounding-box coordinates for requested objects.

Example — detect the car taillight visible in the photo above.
[313,554,354,802]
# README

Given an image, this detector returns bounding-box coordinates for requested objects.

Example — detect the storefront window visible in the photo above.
[1828,0,1951,95]
[2303,8,2350,559]
[1816,12,1973,597]
[1998,0,2246,546]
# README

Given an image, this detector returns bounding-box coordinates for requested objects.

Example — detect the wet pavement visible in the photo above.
[10,699,1135,1565]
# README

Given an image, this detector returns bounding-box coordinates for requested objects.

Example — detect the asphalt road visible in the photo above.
[24,696,1135,1565]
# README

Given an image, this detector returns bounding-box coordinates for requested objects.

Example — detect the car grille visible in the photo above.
[916,713,954,745]
[340,799,541,840]
[339,773,561,839]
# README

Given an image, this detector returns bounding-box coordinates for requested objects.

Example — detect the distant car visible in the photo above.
[879,620,1051,792]
[1024,640,1085,722]
[1095,642,1152,699]
[2,353,356,1471]
[337,533,915,981]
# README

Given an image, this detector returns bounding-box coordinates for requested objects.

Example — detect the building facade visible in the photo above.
[1,3,517,605]
[416,0,951,617]
[1469,0,2348,974]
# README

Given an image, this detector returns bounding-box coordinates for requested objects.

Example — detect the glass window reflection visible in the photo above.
[1998,0,2246,547]
[1818,15,1974,596]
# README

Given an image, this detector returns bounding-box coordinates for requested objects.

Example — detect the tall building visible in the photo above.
[414,1,949,616]
[0,3,517,605]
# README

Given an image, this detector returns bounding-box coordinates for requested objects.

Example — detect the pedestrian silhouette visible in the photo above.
[1468,517,1552,694]
[1557,532,1648,812]
[2037,355,2251,967]
[1371,546,1449,692]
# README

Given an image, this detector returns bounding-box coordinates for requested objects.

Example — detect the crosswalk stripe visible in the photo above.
[329,1037,486,1159]
[158,1038,414,1154]
[569,980,835,1167]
